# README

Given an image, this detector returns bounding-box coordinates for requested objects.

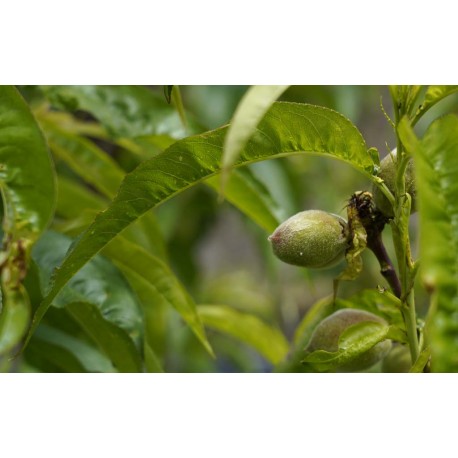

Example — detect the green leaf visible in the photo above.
[55,176,168,260]
[102,236,213,356]
[66,301,143,372]
[0,86,56,241]
[41,85,201,140]
[413,85,458,125]
[293,296,335,349]
[119,265,167,361]
[386,325,408,344]
[34,107,154,159]
[171,86,188,132]
[302,320,390,372]
[144,343,164,373]
[221,85,289,191]
[42,123,125,199]
[399,114,458,372]
[164,85,174,104]
[32,231,144,350]
[28,101,374,343]
[390,86,423,117]
[25,338,88,372]
[389,85,423,118]
[34,108,107,139]
[56,176,108,219]
[409,347,430,373]
[197,305,289,364]
[275,295,334,373]
[28,323,115,372]
[122,212,168,261]
[206,167,281,232]
[405,86,423,117]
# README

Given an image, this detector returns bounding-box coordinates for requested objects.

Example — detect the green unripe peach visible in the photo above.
[381,344,411,373]
[268,210,349,269]
[306,309,392,372]
[372,149,416,217]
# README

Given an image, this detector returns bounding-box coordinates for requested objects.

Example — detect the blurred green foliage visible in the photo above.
[1,85,455,372]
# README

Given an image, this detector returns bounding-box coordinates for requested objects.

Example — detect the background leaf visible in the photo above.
[42,123,125,198]
[102,236,213,356]
[66,301,143,372]
[144,342,164,373]
[206,168,281,232]
[197,305,289,364]
[164,85,174,104]
[41,85,201,139]
[54,175,167,260]
[31,231,144,370]
[25,338,88,372]
[27,323,115,372]
[275,295,334,373]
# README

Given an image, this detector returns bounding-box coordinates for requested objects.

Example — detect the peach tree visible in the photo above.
[0,85,457,372]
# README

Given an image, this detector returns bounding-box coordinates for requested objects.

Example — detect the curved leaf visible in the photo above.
[28,101,374,341]
[206,168,281,232]
[413,85,458,125]
[42,123,125,198]
[389,85,423,118]
[0,86,56,241]
[41,85,201,139]
[409,347,431,373]
[119,263,167,361]
[28,324,115,372]
[56,175,108,218]
[170,86,188,131]
[144,342,164,373]
[293,296,335,349]
[102,236,212,356]
[400,114,458,372]
[221,85,289,190]
[66,301,143,372]
[55,176,167,260]
[275,296,335,373]
[34,108,153,159]
[197,305,289,364]
[25,338,87,372]
[164,86,174,104]
[32,231,143,352]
